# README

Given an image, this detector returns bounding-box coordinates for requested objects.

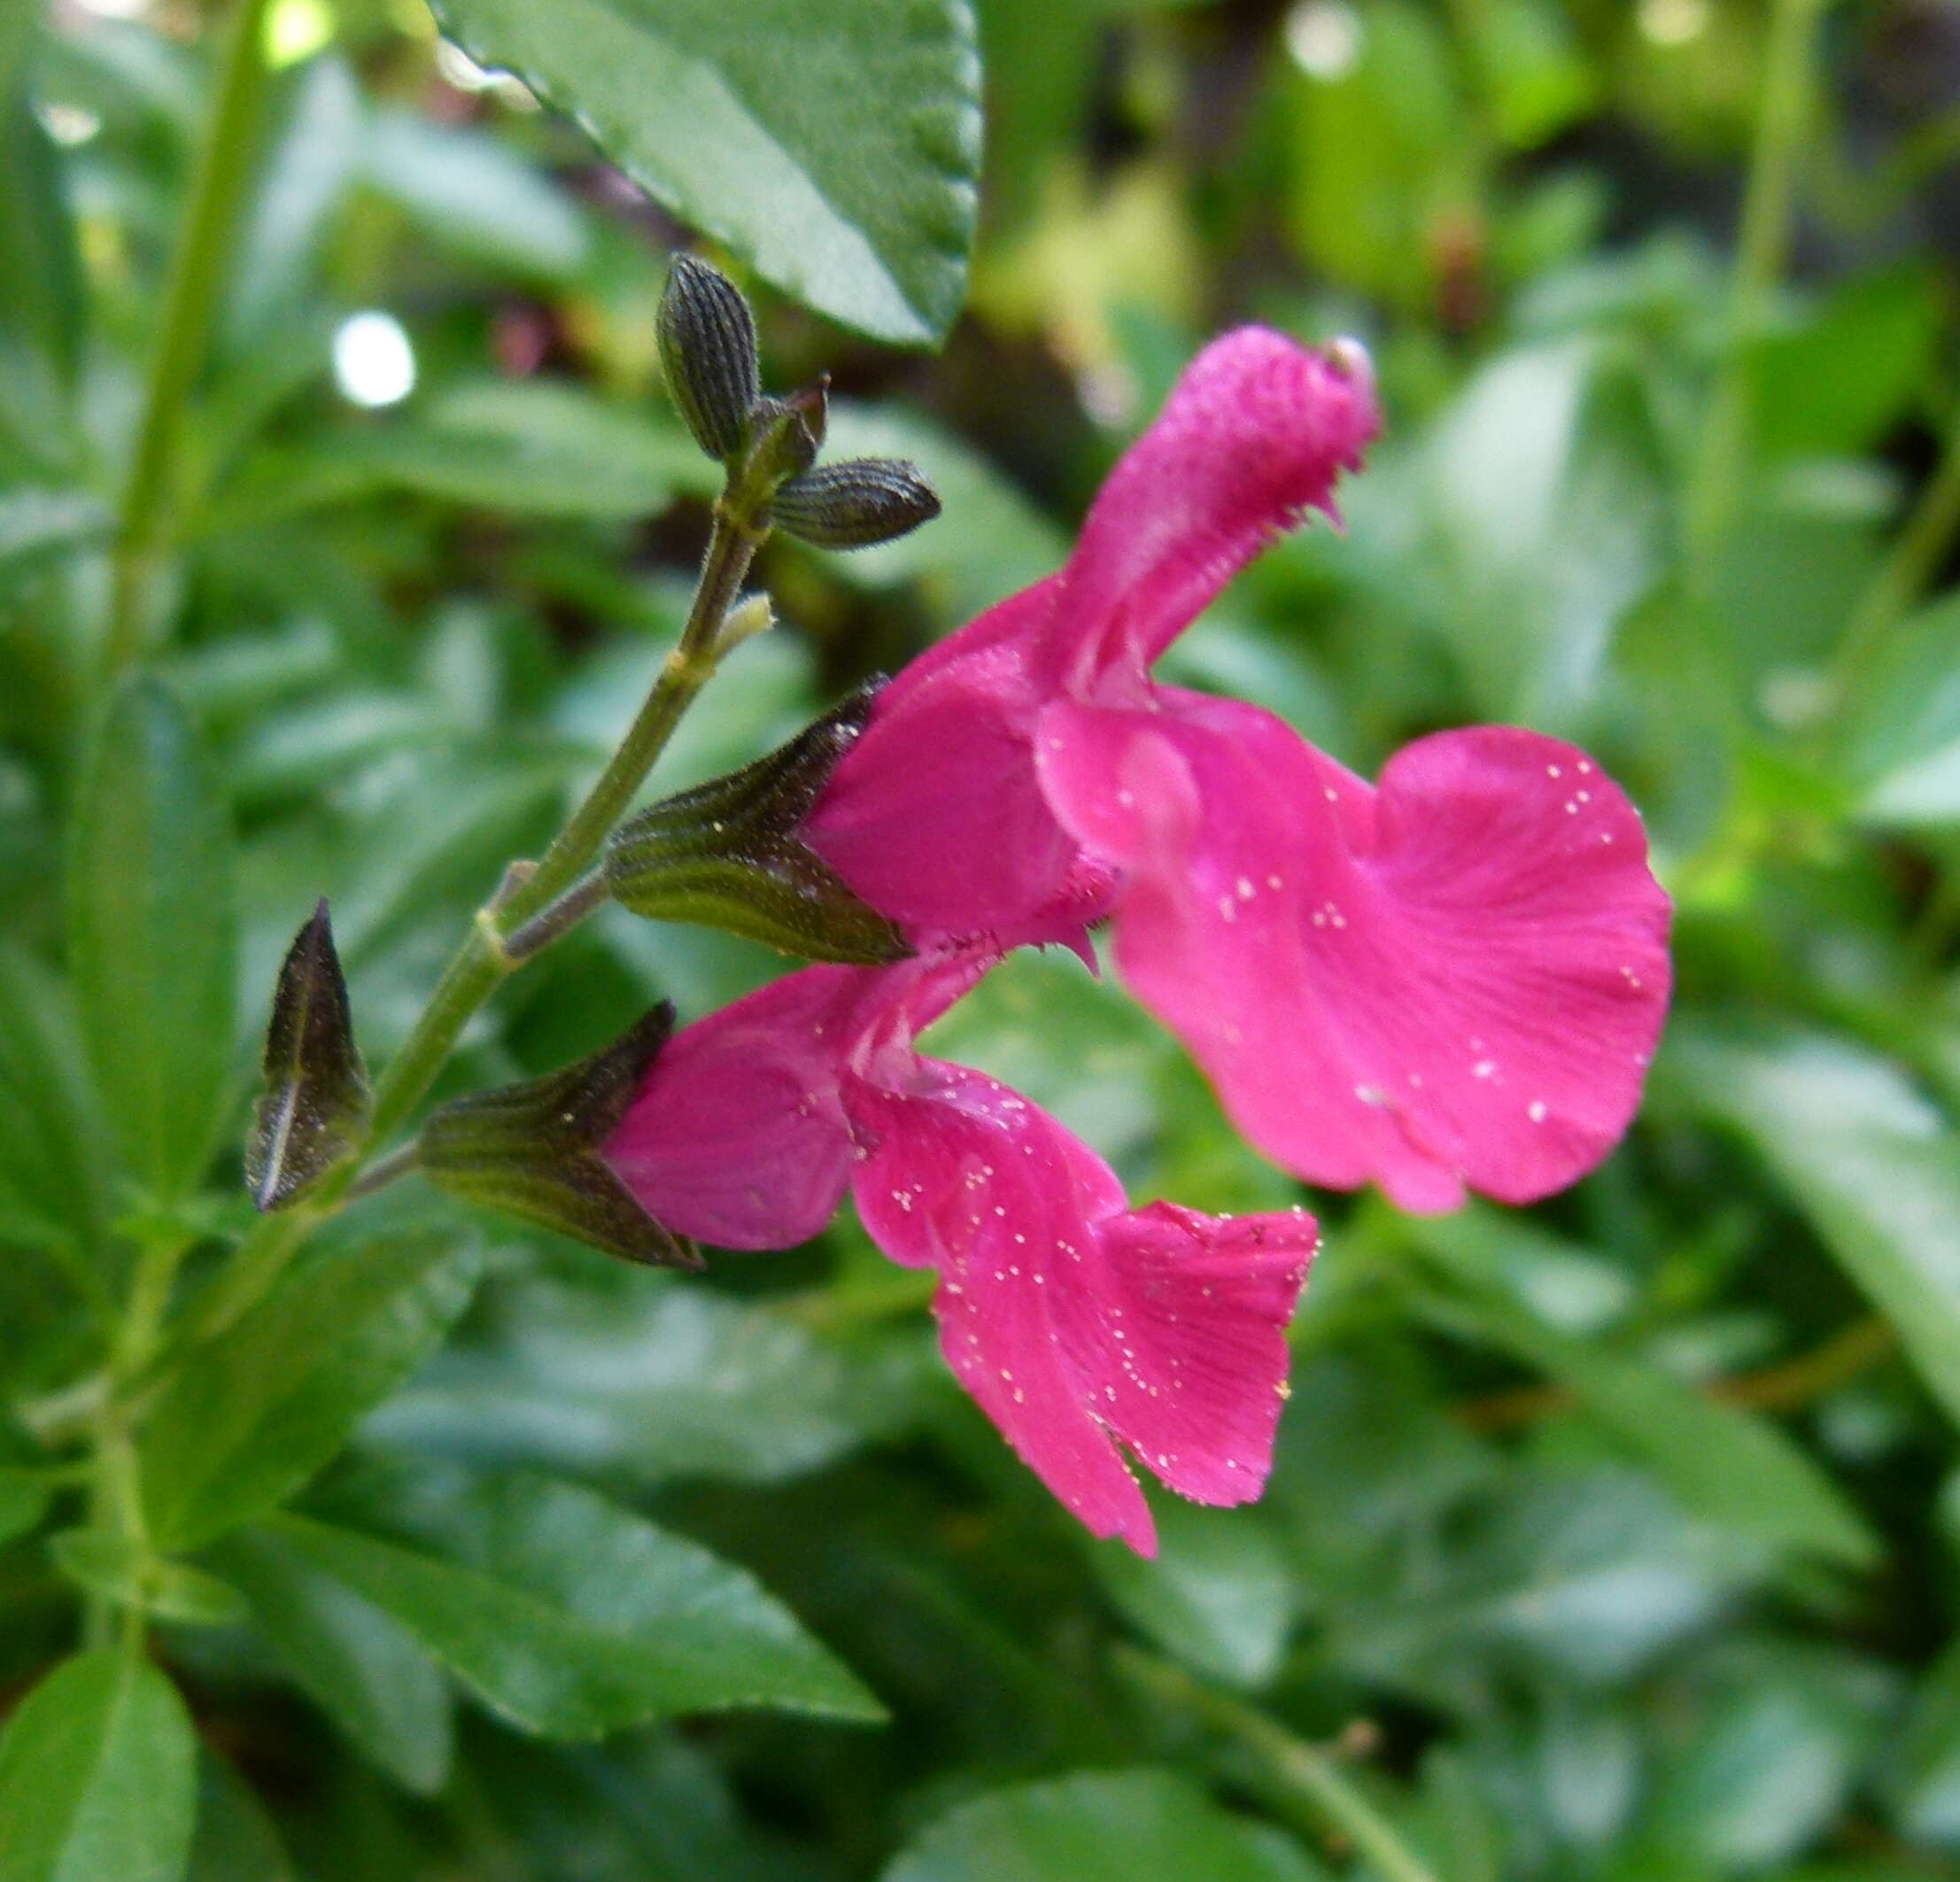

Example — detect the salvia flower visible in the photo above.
[802,326,1672,1213]
[604,953,1315,1557]
[608,323,1671,1551]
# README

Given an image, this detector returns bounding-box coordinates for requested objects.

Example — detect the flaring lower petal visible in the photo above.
[1034,690,1672,1212]
[846,1059,1314,1555]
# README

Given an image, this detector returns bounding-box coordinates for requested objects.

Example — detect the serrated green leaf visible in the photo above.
[269,1465,883,1737]
[881,1770,1329,1882]
[66,678,237,1204]
[1673,1029,1960,1429]
[48,1530,247,1625]
[424,0,980,344]
[209,1525,453,1795]
[139,1231,482,1551]
[0,1651,197,1882]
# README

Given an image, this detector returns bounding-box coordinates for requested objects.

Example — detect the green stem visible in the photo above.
[360,505,758,1150]
[1684,0,1830,565]
[1834,393,1960,695]
[343,1138,421,1201]
[501,868,610,963]
[1119,1650,1443,1882]
[80,1234,190,1650]
[105,0,276,675]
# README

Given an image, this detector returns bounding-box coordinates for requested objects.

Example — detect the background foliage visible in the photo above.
[6,0,1960,1877]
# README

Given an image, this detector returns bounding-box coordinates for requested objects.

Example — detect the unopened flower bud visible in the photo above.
[414,1007,698,1267]
[245,901,369,1212]
[657,253,761,463]
[771,458,941,549]
[605,683,907,964]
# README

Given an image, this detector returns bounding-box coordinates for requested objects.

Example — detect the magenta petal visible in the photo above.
[846,1060,1313,1555]
[804,578,1089,948]
[1038,328,1380,693]
[603,964,879,1249]
[1035,692,1672,1212]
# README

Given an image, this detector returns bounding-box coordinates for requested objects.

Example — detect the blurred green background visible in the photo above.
[9,0,1960,1877]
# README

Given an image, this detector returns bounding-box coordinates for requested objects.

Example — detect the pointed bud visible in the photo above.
[658,253,761,462]
[414,1006,698,1268]
[605,683,908,964]
[743,378,827,491]
[245,902,370,1212]
[771,459,941,549]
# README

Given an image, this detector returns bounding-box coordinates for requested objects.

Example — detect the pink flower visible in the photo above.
[604,953,1316,1556]
[804,327,1671,1213]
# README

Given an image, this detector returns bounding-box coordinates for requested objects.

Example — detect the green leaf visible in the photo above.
[268,1465,883,1737]
[1408,1214,1878,1569]
[1092,1501,1294,1688]
[0,1651,198,1882]
[48,1530,248,1626]
[139,1230,482,1551]
[66,678,237,1203]
[362,108,590,283]
[1673,1029,1960,1429]
[0,19,84,414]
[345,379,710,516]
[0,1470,50,1546]
[208,1524,453,1795]
[1840,592,1960,827]
[369,1275,919,1488]
[0,490,107,596]
[0,944,106,1261]
[244,902,369,1212]
[1644,1646,1893,1870]
[1886,1635,1960,1848]
[880,1769,1329,1882]
[184,1751,295,1882]
[423,0,980,344]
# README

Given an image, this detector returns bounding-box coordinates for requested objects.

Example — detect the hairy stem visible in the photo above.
[500,868,610,963]
[105,0,276,675]
[1685,0,1830,564]
[360,507,757,1150]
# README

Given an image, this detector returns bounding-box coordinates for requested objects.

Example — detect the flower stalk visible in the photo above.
[359,494,763,1153]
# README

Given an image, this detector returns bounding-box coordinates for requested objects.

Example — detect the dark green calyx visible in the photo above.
[772,458,941,549]
[414,1006,698,1269]
[658,252,761,462]
[245,901,370,1212]
[744,380,828,492]
[605,683,909,965]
